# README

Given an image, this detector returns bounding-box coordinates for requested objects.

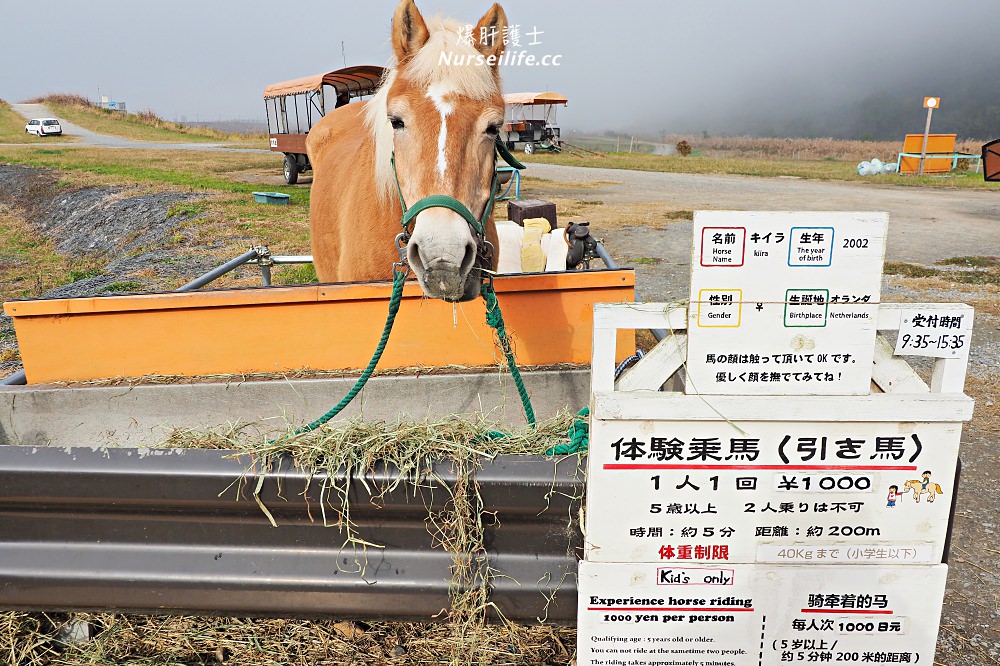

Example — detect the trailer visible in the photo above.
[502,91,568,154]
[263,65,385,184]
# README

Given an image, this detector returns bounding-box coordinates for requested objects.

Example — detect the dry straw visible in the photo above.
[4,414,583,665]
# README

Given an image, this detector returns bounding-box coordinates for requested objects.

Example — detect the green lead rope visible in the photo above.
[545,407,590,456]
[292,269,408,435]
[290,270,537,437]
[481,279,535,427]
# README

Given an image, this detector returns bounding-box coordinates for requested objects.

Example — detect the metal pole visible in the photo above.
[593,241,619,269]
[593,241,668,343]
[268,255,314,264]
[918,106,934,176]
[3,248,271,387]
[174,249,261,292]
[0,369,27,386]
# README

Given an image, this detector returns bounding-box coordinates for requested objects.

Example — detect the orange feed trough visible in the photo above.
[4,270,635,384]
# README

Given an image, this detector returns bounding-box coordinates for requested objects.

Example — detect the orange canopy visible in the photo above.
[263,65,386,99]
[503,92,568,106]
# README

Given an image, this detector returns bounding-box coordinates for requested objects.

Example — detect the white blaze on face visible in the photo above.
[425,83,455,180]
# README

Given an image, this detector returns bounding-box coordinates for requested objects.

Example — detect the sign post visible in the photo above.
[580,210,975,666]
[917,97,940,176]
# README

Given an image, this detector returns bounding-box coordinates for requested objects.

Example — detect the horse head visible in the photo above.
[371,0,507,302]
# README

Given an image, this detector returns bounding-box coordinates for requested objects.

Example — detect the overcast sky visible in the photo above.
[4,0,999,134]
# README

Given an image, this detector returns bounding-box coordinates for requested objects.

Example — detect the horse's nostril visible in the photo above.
[406,241,425,274]
[460,239,477,275]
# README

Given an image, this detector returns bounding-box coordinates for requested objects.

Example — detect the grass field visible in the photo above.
[526,150,998,190]
[0,146,311,299]
[23,94,264,146]
[0,99,80,144]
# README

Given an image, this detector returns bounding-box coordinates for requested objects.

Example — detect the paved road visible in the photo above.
[9,103,266,153]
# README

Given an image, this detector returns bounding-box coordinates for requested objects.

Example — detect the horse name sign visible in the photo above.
[686,211,887,395]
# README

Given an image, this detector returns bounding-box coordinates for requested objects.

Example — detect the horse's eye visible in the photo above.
[485,123,500,137]
[389,116,405,130]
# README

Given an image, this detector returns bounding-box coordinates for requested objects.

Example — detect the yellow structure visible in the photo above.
[898,133,957,174]
[5,271,635,384]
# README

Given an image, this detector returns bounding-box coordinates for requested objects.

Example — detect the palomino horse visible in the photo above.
[902,478,944,503]
[307,0,507,302]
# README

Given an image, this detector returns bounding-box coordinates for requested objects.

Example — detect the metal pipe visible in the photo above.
[593,240,619,269]
[0,248,271,384]
[247,255,313,265]
[174,249,261,293]
[0,369,27,386]
[593,241,668,342]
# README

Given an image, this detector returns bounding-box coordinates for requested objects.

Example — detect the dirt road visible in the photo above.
[526,162,999,302]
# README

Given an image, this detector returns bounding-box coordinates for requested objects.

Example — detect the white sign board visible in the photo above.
[577,561,947,666]
[686,212,887,395]
[894,307,973,359]
[585,419,960,564]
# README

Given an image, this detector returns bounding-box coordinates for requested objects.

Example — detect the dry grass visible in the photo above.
[0,612,577,665]
[23,94,263,146]
[0,413,586,665]
[519,193,693,231]
[884,258,1000,288]
[0,99,80,145]
[592,134,986,161]
[530,135,998,190]
[519,176,623,190]
[0,203,107,301]
[671,134,986,161]
[162,414,580,665]
[965,376,1000,438]
[42,363,586,389]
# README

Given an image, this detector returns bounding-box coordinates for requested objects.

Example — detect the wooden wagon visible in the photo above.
[263,65,385,184]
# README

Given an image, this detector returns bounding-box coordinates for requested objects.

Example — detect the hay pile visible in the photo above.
[0,612,576,665]
[3,414,585,665]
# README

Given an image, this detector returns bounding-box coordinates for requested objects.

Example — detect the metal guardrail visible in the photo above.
[0,445,583,623]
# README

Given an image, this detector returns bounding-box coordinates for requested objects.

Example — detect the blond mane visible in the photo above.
[364,16,502,201]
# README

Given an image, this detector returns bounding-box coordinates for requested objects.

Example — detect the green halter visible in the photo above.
[390,136,526,262]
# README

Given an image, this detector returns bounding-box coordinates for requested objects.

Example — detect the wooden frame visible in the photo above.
[592,302,974,423]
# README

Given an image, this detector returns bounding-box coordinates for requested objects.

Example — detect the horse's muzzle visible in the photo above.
[406,224,479,302]
[418,263,481,302]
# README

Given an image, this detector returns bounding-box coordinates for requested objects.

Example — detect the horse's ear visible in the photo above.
[473,3,507,70]
[392,0,430,65]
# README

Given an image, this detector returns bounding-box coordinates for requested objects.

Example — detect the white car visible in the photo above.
[24,118,62,137]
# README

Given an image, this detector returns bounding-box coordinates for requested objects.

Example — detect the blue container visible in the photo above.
[252,191,290,205]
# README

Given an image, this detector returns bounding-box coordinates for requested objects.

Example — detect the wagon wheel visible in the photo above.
[523,142,535,155]
[283,154,299,185]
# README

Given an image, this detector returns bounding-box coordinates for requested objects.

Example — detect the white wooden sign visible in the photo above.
[577,561,947,666]
[686,212,888,395]
[585,419,960,564]
[894,307,973,359]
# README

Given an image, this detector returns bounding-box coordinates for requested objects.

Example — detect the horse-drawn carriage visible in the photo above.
[263,65,385,184]
[502,91,568,154]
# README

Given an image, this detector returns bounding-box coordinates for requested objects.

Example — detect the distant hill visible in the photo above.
[736,61,1000,141]
[179,120,265,135]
